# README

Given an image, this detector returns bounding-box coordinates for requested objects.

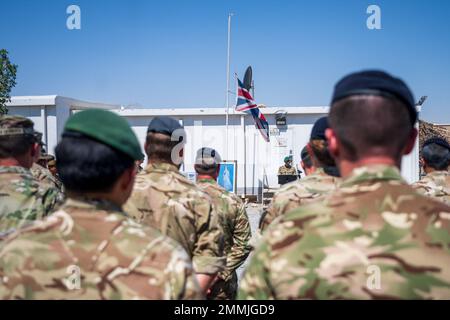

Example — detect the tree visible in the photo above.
[0,49,18,115]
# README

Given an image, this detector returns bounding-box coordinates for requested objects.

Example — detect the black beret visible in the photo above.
[331,70,417,125]
[147,116,184,136]
[310,117,329,140]
[423,137,450,150]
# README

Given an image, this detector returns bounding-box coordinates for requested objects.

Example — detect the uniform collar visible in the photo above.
[0,165,31,175]
[340,164,405,187]
[197,177,217,185]
[62,197,124,214]
[145,162,180,174]
[427,170,450,177]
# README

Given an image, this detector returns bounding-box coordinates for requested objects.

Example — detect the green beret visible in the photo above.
[284,156,293,162]
[64,109,142,160]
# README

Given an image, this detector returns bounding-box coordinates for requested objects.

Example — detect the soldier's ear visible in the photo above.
[402,128,418,156]
[30,142,39,159]
[326,128,339,159]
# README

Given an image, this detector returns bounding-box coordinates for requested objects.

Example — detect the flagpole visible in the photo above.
[225,13,233,160]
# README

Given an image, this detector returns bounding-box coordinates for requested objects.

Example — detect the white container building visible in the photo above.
[7,95,421,196]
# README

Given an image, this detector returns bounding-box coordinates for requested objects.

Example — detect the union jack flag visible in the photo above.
[235,78,270,142]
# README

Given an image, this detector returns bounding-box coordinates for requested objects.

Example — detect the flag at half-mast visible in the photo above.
[235,78,270,142]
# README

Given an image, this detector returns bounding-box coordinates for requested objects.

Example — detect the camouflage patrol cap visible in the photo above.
[63,109,142,160]
[39,151,54,161]
[196,147,222,166]
[0,115,37,138]
[424,137,450,150]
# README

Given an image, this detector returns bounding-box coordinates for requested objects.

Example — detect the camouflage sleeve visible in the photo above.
[191,196,226,275]
[259,193,284,232]
[220,199,252,281]
[41,185,64,216]
[165,246,205,300]
[237,237,274,300]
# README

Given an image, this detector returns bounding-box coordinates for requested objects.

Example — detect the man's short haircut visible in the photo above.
[55,134,135,193]
[422,143,450,170]
[0,121,36,159]
[329,95,413,161]
[145,132,183,164]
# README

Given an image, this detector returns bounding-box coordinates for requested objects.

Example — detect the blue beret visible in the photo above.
[147,116,184,136]
[310,117,329,140]
[424,137,450,150]
[331,70,417,125]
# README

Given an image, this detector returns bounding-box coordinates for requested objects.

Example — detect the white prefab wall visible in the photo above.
[7,96,421,195]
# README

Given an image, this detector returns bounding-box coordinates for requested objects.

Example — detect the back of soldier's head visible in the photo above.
[145,116,186,165]
[422,138,450,170]
[329,70,417,161]
[194,147,222,175]
[309,117,336,167]
[55,109,142,193]
[0,115,38,160]
[301,146,313,169]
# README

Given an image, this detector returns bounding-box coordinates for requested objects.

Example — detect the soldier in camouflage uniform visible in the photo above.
[0,109,202,299]
[194,147,252,300]
[239,70,450,299]
[46,156,64,191]
[277,156,297,176]
[30,143,64,193]
[259,117,340,232]
[124,116,225,293]
[412,137,450,204]
[0,116,62,236]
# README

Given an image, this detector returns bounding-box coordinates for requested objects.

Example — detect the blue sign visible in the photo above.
[218,162,236,193]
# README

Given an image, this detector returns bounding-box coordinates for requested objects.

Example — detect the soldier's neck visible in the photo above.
[0,157,30,168]
[196,174,217,181]
[66,191,124,208]
[339,157,400,178]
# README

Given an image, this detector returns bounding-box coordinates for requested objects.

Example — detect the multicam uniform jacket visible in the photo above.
[412,170,450,205]
[278,165,297,176]
[239,165,450,300]
[31,163,64,193]
[197,178,252,299]
[260,168,340,232]
[0,166,62,236]
[0,198,203,300]
[124,163,225,275]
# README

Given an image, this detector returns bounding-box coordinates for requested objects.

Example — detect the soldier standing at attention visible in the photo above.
[239,70,450,299]
[277,156,297,177]
[0,116,62,236]
[0,109,202,299]
[259,116,340,232]
[194,147,252,300]
[47,156,64,191]
[124,116,225,293]
[31,139,64,193]
[412,137,450,204]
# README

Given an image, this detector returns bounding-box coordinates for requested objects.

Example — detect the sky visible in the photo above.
[1,0,450,123]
